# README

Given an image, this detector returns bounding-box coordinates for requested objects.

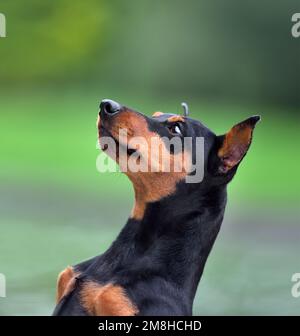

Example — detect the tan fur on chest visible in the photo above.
[80,281,138,316]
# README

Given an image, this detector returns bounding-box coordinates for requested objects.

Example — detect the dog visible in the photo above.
[53,99,260,316]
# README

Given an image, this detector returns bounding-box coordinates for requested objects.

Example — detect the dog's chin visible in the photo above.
[98,125,138,158]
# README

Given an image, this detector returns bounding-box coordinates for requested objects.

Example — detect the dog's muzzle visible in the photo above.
[99,99,121,118]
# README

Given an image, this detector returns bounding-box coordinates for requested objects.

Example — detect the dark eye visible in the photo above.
[168,123,182,136]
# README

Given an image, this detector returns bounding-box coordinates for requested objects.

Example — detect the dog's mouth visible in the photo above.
[98,124,138,157]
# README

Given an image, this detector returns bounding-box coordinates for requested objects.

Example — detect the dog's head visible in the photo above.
[97,99,260,219]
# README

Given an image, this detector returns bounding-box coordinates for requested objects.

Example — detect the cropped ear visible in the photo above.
[217,116,260,174]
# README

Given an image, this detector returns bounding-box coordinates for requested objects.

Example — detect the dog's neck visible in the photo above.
[115,182,227,300]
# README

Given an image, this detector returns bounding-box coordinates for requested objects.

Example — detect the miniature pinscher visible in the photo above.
[53,99,260,316]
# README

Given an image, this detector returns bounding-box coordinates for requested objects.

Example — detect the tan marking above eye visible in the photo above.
[152,111,164,117]
[80,281,138,316]
[167,115,185,123]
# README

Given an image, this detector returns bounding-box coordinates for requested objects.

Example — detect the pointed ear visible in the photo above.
[217,116,260,174]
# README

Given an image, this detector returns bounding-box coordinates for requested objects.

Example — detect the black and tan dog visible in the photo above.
[53,99,260,316]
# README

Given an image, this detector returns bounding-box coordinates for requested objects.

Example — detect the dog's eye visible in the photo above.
[168,123,182,136]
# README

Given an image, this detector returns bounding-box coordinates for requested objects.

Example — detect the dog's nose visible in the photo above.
[100,99,121,116]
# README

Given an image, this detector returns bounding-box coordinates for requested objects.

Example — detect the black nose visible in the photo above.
[100,99,121,116]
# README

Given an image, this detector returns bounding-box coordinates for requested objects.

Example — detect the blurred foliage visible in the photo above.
[0,0,299,106]
[0,0,111,84]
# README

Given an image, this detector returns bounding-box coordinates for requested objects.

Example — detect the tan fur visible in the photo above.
[129,170,188,220]
[56,266,79,303]
[152,111,164,117]
[218,121,254,172]
[167,115,185,123]
[80,282,138,316]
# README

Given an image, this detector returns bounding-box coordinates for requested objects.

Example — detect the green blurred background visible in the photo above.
[0,0,299,315]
